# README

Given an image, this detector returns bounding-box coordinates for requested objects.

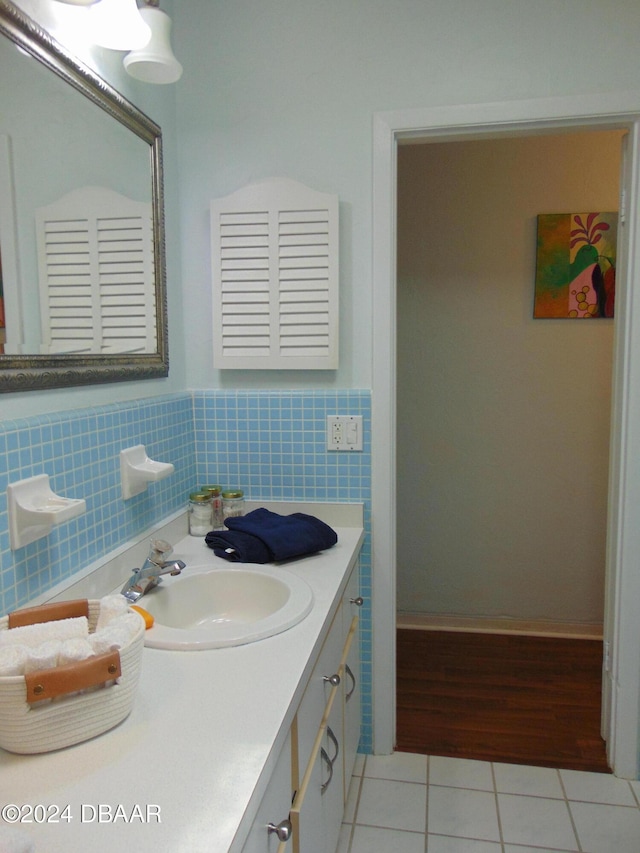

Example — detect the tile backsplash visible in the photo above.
[193,389,371,502]
[0,388,372,751]
[0,394,196,611]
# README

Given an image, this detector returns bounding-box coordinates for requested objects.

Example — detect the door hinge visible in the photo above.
[603,639,611,673]
[620,188,626,226]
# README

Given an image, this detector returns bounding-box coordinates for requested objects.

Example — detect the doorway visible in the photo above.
[370,95,640,779]
[393,131,619,768]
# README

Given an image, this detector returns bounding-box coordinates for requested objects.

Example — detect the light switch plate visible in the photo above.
[327,415,363,451]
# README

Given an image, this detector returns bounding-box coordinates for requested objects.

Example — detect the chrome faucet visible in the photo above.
[120,538,186,603]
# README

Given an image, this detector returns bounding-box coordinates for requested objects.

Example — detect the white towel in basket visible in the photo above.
[23,641,59,674]
[91,611,140,655]
[96,594,130,630]
[57,637,94,666]
[0,617,89,649]
[0,645,29,676]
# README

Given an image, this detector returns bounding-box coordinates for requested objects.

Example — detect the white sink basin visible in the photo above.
[139,564,314,650]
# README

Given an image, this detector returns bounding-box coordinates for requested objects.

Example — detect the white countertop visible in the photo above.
[0,507,364,853]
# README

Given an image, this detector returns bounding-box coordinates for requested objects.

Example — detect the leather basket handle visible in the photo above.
[24,651,121,702]
[8,600,90,629]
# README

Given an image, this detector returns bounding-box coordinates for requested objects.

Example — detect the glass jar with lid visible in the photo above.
[201,484,224,530]
[222,489,244,523]
[188,491,211,536]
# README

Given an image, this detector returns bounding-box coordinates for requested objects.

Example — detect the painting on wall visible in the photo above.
[533,212,617,318]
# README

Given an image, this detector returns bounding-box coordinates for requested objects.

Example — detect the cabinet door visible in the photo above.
[211,178,339,370]
[295,606,344,780]
[291,687,344,853]
[321,702,345,853]
[341,616,360,802]
[243,733,294,853]
[290,563,362,853]
[291,725,326,853]
[341,559,362,642]
[340,563,362,799]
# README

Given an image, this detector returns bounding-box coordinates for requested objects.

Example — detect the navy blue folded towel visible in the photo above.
[205,508,338,563]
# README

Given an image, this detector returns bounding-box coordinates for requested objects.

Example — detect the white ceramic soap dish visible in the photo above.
[7,474,86,550]
[120,444,174,500]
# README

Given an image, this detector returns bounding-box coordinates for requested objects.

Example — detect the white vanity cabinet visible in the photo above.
[244,560,362,853]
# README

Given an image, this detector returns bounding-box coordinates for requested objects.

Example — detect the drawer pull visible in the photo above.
[323,672,341,687]
[345,664,356,701]
[267,819,292,842]
[326,725,340,765]
[320,746,333,793]
[350,596,364,607]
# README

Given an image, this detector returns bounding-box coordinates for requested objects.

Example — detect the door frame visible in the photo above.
[371,93,640,778]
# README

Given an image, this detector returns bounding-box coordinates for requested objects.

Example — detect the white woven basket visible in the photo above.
[0,599,145,754]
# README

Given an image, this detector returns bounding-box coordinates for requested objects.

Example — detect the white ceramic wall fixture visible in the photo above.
[7,473,86,550]
[120,444,174,500]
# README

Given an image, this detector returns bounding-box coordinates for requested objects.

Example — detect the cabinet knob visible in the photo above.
[350,596,364,607]
[267,819,292,842]
[323,673,341,687]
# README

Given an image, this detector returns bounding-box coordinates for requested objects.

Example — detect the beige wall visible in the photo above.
[397,130,623,626]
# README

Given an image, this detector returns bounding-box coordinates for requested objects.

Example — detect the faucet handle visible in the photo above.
[149,538,173,561]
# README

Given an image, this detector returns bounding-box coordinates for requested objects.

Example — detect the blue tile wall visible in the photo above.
[0,393,196,614]
[193,389,373,752]
[0,389,373,752]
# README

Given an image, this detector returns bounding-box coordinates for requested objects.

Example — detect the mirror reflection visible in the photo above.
[0,1,168,391]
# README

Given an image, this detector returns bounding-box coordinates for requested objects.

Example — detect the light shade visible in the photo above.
[89,0,151,51]
[123,6,182,84]
[53,0,98,5]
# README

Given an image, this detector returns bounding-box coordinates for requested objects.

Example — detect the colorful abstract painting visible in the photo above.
[534,212,617,318]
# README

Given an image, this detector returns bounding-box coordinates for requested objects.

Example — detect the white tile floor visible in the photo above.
[337,752,640,853]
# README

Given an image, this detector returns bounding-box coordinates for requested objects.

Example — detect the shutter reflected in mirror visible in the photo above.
[36,187,155,354]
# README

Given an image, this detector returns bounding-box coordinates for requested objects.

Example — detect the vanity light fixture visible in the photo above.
[89,0,151,51]
[123,0,182,84]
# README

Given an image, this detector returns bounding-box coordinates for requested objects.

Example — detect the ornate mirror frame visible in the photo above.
[0,0,168,392]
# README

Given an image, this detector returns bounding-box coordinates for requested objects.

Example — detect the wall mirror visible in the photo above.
[0,1,168,392]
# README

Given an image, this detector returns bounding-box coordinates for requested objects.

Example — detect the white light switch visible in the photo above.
[327,416,363,451]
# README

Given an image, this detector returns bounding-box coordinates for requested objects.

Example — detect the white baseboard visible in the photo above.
[397,611,603,640]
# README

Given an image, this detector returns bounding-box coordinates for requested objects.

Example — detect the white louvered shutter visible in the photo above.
[211,178,338,369]
[36,186,155,354]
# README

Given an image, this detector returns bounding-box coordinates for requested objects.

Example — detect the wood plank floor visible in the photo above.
[396,629,610,773]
